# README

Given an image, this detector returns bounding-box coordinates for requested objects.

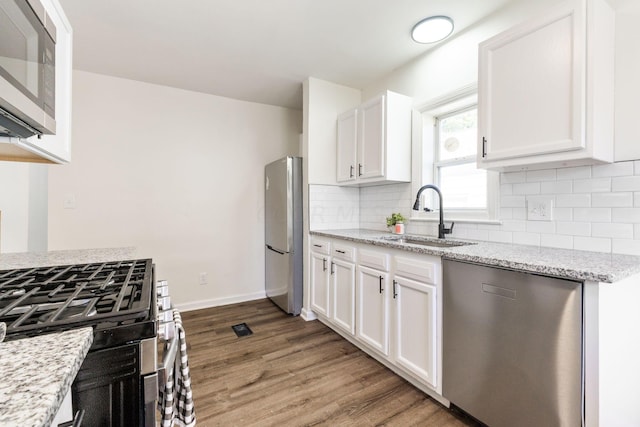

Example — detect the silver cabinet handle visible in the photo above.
[393,280,398,299]
[379,276,383,294]
[322,258,327,272]
[331,262,335,275]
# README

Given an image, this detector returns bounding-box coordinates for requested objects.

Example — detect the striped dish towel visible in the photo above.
[159,309,196,427]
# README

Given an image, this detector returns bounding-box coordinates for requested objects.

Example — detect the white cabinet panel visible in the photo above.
[356,266,390,356]
[393,276,438,389]
[310,250,330,317]
[336,109,358,183]
[358,95,385,180]
[478,0,614,171]
[331,258,356,335]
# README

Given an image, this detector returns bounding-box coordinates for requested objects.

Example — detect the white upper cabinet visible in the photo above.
[336,109,358,182]
[336,91,412,185]
[477,0,614,171]
[0,0,73,164]
[358,95,385,180]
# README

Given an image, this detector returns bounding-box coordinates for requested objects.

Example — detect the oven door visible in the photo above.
[0,0,56,137]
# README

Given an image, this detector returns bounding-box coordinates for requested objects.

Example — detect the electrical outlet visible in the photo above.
[527,198,554,221]
[199,272,208,285]
[63,193,76,209]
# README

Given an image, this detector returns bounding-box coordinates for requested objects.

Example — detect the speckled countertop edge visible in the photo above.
[0,328,93,427]
[0,247,138,271]
[310,229,640,283]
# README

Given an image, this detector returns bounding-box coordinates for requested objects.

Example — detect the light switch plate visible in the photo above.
[527,198,553,221]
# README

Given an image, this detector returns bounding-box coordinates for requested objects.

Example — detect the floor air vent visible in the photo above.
[231,323,253,337]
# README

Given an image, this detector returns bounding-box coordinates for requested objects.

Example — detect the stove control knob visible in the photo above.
[158,320,176,341]
[157,280,169,296]
[158,309,173,323]
[157,295,171,311]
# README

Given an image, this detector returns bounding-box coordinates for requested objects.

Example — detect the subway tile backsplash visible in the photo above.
[308,160,640,256]
[308,185,359,230]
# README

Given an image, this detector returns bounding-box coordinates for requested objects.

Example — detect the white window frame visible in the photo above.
[410,84,500,224]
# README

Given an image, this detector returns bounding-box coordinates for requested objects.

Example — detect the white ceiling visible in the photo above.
[59,0,515,110]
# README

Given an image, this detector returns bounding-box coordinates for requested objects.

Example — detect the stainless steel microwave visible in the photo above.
[0,0,56,139]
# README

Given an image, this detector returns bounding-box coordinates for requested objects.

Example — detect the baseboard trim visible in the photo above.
[175,291,267,312]
[300,307,317,321]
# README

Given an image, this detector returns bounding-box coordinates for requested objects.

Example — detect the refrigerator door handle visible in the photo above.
[266,245,286,255]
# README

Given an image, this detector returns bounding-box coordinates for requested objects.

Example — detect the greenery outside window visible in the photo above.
[412,85,499,222]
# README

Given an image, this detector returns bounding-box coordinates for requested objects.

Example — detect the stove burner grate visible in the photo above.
[0,259,153,335]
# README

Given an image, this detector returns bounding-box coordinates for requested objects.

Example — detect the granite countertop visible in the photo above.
[0,247,138,271]
[311,229,640,283]
[0,328,93,427]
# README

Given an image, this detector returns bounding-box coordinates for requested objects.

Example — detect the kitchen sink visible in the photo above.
[381,236,474,248]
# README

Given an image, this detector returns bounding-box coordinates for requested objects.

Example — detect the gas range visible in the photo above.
[0,258,165,426]
[0,259,156,349]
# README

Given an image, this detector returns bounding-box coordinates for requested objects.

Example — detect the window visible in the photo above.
[412,86,498,222]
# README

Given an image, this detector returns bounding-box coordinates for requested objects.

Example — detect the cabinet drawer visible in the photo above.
[310,238,331,255]
[332,244,355,261]
[359,249,389,272]
[394,256,438,284]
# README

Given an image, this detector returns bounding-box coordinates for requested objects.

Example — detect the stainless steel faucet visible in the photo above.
[412,184,454,239]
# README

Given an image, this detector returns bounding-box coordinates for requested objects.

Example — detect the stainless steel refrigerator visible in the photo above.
[265,156,303,315]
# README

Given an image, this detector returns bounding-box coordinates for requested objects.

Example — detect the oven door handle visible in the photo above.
[158,328,180,388]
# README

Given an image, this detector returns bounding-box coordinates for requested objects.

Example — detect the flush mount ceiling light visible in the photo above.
[411,16,454,44]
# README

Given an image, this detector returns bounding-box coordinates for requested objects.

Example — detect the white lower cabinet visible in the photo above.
[51,388,73,426]
[392,275,438,388]
[310,237,443,399]
[310,239,331,317]
[391,254,440,390]
[310,251,330,317]
[356,265,390,356]
[330,244,356,335]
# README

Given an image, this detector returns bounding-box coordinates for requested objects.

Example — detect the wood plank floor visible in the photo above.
[180,298,479,426]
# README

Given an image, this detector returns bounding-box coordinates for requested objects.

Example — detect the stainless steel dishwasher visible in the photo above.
[443,260,583,427]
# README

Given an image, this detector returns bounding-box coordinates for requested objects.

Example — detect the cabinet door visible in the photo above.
[393,275,438,389]
[479,1,584,162]
[356,266,389,356]
[310,252,330,317]
[331,258,356,335]
[358,94,385,180]
[336,109,357,183]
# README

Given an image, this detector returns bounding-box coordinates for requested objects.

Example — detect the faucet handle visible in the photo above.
[444,222,455,235]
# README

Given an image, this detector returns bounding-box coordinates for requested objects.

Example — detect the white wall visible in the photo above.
[0,162,48,253]
[362,0,560,105]
[48,71,302,309]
